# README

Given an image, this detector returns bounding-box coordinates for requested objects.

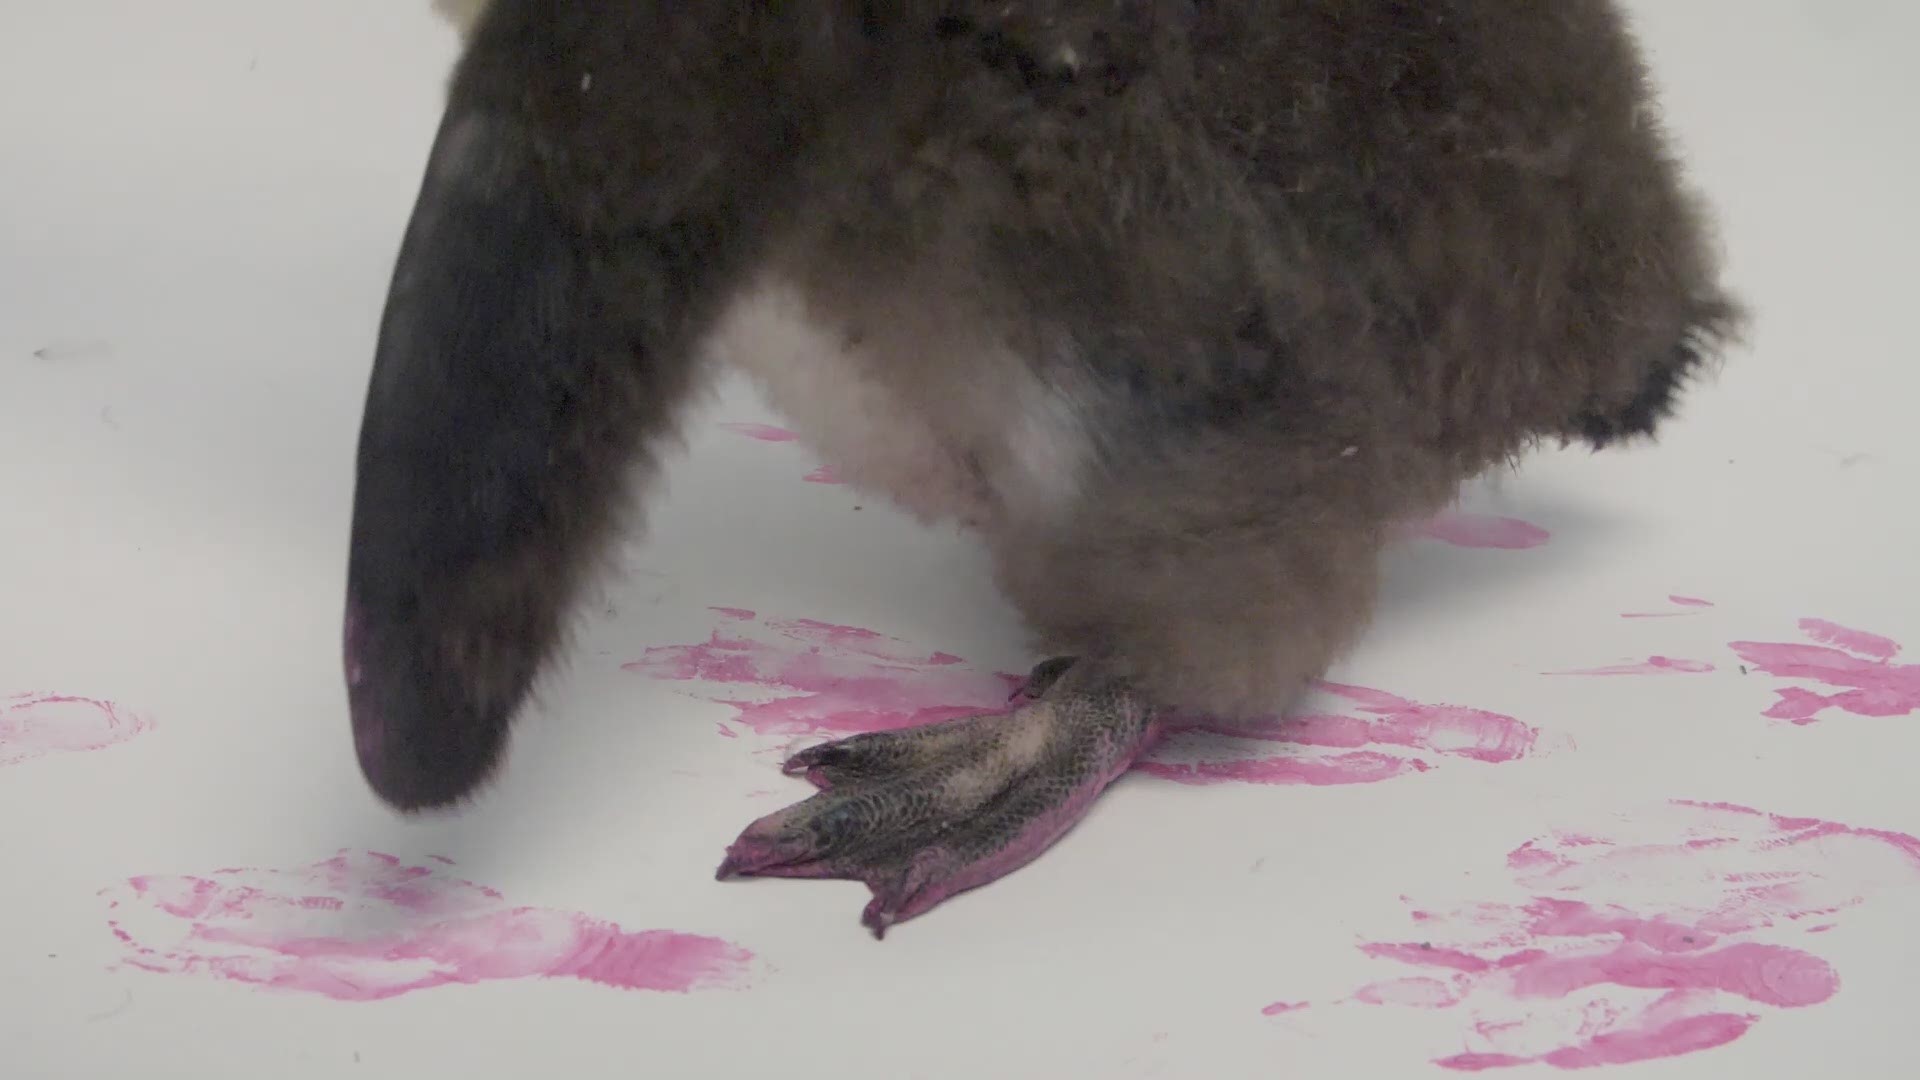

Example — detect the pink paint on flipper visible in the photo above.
[1729,618,1920,724]
[1138,682,1536,787]
[101,851,755,1001]
[718,422,799,443]
[1,693,153,766]
[1280,801,1920,1071]
[1544,657,1716,677]
[803,465,843,485]
[1404,512,1551,550]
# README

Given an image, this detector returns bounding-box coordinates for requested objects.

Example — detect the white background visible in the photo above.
[2,2,1916,1077]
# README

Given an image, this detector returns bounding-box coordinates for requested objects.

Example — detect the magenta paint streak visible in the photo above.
[628,611,1533,787]
[101,851,754,1001]
[1543,657,1716,678]
[1,692,153,766]
[624,608,1019,740]
[1403,512,1552,551]
[1729,618,1919,724]
[1287,801,1920,1071]
[721,422,846,484]
[1623,595,1718,619]
[1262,1000,1310,1016]
[718,422,799,443]
[1140,682,1537,787]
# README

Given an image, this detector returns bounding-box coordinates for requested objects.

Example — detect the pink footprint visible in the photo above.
[1730,619,1920,724]
[627,611,1537,785]
[1272,801,1920,1071]
[101,851,756,1001]
[1,692,153,767]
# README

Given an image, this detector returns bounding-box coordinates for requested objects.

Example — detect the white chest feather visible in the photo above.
[698,278,1095,530]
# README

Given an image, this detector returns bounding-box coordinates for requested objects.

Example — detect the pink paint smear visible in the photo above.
[1622,596,1718,619]
[1543,657,1716,678]
[1277,801,1920,1071]
[626,610,1537,786]
[721,422,846,484]
[2,692,153,767]
[1141,683,1537,786]
[1402,512,1551,551]
[101,851,755,1001]
[1729,618,1920,725]
[624,609,1016,741]
[718,422,799,443]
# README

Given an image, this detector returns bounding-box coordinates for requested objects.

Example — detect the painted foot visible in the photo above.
[715,659,1160,937]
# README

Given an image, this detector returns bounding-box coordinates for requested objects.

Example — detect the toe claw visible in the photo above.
[861,899,895,940]
[1018,656,1078,699]
[781,743,831,775]
[715,833,816,879]
[860,877,910,940]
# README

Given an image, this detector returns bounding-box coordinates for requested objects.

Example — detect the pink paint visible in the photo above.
[1282,801,1920,1071]
[1440,1005,1758,1072]
[101,851,754,1001]
[1262,1000,1310,1016]
[1139,682,1537,787]
[721,423,847,484]
[1403,512,1551,551]
[628,613,1534,787]
[624,609,1019,740]
[1,692,153,766]
[1729,618,1919,724]
[1361,942,1498,973]
[718,422,799,443]
[1622,595,1718,619]
[1543,657,1716,677]
[1137,750,1429,787]
[1354,976,1468,1008]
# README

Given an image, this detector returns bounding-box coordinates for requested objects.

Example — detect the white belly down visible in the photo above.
[698,277,1094,531]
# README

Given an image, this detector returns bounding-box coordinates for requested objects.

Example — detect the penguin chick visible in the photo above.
[345,0,1744,937]
[428,0,490,37]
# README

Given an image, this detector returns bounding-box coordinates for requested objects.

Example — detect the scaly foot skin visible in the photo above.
[715,658,1161,937]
